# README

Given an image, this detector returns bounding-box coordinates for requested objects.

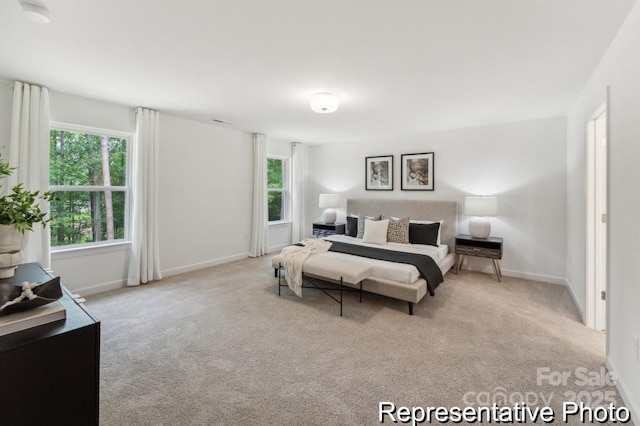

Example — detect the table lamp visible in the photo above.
[465,196,497,239]
[319,193,340,224]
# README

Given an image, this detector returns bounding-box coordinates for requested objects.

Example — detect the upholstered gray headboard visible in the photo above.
[346,199,458,248]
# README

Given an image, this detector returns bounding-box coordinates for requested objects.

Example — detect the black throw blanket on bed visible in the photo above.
[327,241,444,296]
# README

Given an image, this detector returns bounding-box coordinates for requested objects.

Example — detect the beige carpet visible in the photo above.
[87,256,628,425]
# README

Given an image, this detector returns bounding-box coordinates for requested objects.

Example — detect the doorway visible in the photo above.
[585,98,608,331]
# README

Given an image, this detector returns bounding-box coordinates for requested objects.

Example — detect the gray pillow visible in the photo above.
[356,214,380,238]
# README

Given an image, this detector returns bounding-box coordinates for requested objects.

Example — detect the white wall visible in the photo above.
[0,87,138,294]
[306,117,568,283]
[47,91,136,294]
[267,138,292,252]
[567,3,640,421]
[0,81,12,148]
[0,84,253,294]
[159,115,252,275]
[51,91,136,133]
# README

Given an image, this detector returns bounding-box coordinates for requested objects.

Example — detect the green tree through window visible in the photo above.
[267,157,288,222]
[49,125,130,247]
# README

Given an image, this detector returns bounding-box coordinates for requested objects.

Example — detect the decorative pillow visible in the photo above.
[346,216,358,237]
[408,222,441,246]
[381,215,410,244]
[362,219,389,245]
[410,220,444,245]
[356,214,380,239]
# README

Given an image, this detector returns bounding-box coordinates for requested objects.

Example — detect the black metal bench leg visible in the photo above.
[274,268,278,277]
[278,263,282,296]
[340,277,343,317]
[408,302,413,315]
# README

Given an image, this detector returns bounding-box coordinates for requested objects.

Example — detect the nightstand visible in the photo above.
[312,222,345,238]
[455,234,503,281]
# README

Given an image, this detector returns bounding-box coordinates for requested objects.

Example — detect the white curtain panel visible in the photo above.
[249,133,267,257]
[291,142,307,243]
[8,82,51,269]
[127,108,162,285]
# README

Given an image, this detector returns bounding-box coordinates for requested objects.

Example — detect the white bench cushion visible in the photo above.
[272,253,370,285]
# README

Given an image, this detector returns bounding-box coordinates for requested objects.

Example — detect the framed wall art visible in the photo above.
[365,155,393,190]
[401,152,434,191]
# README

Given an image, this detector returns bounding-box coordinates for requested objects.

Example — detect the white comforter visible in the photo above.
[281,235,448,284]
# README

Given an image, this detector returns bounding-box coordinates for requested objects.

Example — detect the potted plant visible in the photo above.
[0,152,53,278]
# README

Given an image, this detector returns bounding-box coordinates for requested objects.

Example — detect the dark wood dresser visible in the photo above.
[0,263,100,425]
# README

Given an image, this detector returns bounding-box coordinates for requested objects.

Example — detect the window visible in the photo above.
[49,123,131,248]
[267,156,289,222]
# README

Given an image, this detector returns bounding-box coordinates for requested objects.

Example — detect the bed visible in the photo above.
[273,199,458,314]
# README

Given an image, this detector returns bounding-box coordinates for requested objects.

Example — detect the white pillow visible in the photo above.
[410,219,444,245]
[362,219,389,245]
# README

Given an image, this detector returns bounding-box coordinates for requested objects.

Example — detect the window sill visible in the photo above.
[52,240,132,260]
[268,221,292,228]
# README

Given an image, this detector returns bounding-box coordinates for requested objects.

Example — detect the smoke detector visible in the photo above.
[21,3,51,23]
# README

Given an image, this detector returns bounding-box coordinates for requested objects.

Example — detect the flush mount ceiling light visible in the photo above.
[21,2,51,23]
[310,92,340,114]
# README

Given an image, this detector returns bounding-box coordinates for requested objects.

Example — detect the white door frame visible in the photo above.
[585,90,609,331]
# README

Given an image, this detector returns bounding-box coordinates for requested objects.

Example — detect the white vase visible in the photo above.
[0,224,28,278]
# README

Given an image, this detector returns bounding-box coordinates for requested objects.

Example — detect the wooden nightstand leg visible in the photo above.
[455,255,464,273]
[492,259,502,282]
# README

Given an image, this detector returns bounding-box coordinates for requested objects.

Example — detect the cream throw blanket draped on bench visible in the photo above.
[283,238,332,297]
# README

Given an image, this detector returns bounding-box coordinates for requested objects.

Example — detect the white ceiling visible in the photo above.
[0,0,635,144]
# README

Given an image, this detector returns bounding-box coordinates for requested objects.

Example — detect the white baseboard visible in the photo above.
[461,263,567,286]
[161,252,249,278]
[564,278,585,322]
[268,244,289,254]
[75,279,127,297]
[76,252,250,296]
[606,356,640,425]
[500,268,568,286]
[460,263,591,320]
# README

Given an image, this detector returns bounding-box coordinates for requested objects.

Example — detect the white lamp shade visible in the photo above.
[310,92,340,114]
[464,197,497,217]
[319,193,340,208]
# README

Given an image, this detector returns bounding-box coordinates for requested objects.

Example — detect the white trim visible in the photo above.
[51,240,131,258]
[606,357,640,426]
[50,121,133,139]
[161,252,250,278]
[498,268,568,286]
[564,278,585,322]
[50,185,127,191]
[268,244,289,253]
[267,155,291,223]
[585,95,609,331]
[74,278,127,297]
[461,263,567,286]
[267,153,289,161]
[77,252,252,296]
[268,220,291,227]
[49,122,133,247]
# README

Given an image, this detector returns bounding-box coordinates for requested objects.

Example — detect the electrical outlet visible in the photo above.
[633,334,639,362]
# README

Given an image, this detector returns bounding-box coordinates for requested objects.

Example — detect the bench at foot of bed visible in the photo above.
[272,253,421,315]
[274,254,371,316]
